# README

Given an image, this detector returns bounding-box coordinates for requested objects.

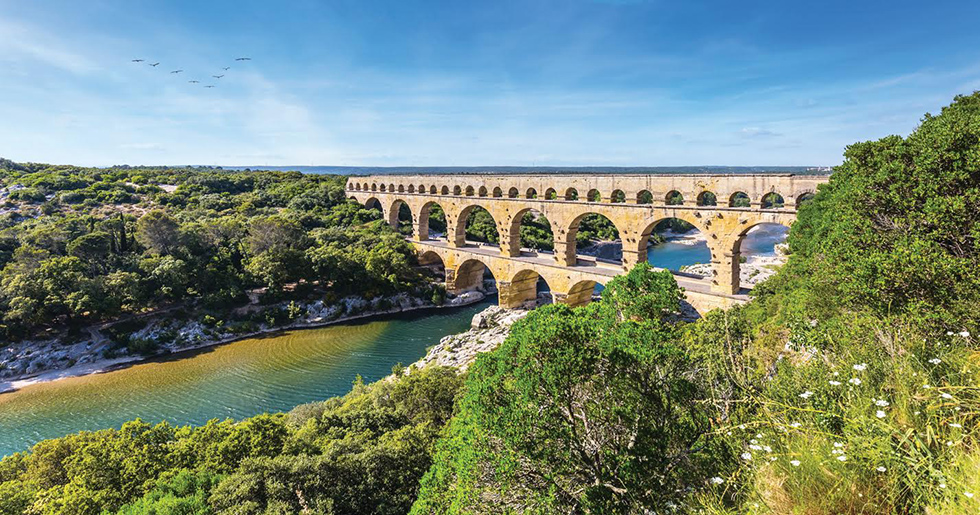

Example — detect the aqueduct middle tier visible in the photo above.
[347,173,830,311]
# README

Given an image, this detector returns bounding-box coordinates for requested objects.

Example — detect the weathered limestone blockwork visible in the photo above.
[349,173,830,313]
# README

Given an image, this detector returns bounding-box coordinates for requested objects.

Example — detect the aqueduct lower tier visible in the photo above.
[346,173,830,310]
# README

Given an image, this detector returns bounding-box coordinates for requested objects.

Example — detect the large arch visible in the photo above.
[696,191,717,206]
[451,258,496,293]
[761,192,784,209]
[729,191,750,207]
[499,269,551,308]
[636,190,653,204]
[454,204,501,248]
[386,198,413,235]
[564,279,600,308]
[665,190,684,205]
[504,207,554,256]
[364,197,383,213]
[418,201,447,240]
[418,250,446,282]
[544,188,557,200]
[564,212,624,266]
[638,216,712,275]
[565,188,579,201]
[731,221,792,290]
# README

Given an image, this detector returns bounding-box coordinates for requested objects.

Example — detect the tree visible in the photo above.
[414,266,725,514]
[135,210,182,256]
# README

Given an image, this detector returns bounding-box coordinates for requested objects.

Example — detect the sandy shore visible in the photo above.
[0,292,486,395]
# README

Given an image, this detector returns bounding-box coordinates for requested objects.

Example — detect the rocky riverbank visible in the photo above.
[680,242,788,286]
[410,304,529,371]
[0,291,486,394]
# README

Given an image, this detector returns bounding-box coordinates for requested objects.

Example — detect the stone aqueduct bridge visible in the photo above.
[346,174,830,313]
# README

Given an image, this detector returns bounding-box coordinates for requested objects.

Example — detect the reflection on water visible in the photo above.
[0,301,491,457]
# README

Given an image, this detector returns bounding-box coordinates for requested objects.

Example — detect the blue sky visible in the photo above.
[2,0,980,167]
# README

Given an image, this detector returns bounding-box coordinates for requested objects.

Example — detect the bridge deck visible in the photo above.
[414,238,751,301]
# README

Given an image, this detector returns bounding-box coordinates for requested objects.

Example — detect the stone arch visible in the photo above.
[492,187,503,198]
[441,185,450,195]
[499,269,550,308]
[795,191,815,206]
[665,190,684,205]
[564,279,600,308]
[347,183,354,190]
[364,197,383,213]
[386,198,413,234]
[526,187,537,199]
[611,189,626,203]
[429,185,437,194]
[418,201,447,241]
[479,186,488,197]
[504,207,554,256]
[636,215,711,273]
[563,211,625,266]
[418,250,446,281]
[371,183,377,191]
[729,191,750,207]
[761,192,784,209]
[696,191,717,206]
[380,184,387,192]
[389,183,396,192]
[465,185,475,196]
[586,189,601,202]
[451,258,496,293]
[408,184,416,193]
[508,187,520,198]
[636,190,653,204]
[417,184,425,193]
[454,204,502,248]
[728,220,794,292]
[544,188,557,200]
[453,185,462,196]
[397,184,405,193]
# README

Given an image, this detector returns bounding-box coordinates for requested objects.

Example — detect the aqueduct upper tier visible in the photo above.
[346,173,830,305]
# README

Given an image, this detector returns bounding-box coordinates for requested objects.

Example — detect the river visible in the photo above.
[0,301,491,457]
[0,226,787,457]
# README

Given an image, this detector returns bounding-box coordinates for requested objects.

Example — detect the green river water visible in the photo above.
[0,301,492,457]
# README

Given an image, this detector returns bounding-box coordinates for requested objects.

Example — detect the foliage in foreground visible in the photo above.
[0,366,463,515]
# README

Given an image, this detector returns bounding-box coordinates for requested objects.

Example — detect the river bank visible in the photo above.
[0,291,486,394]
[410,304,530,371]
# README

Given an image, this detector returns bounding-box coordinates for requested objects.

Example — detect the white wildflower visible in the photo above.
[876,410,887,419]
[966,492,975,499]
[834,442,844,448]
[750,444,762,451]
[928,358,942,365]
[755,433,764,439]
[790,460,801,467]
[923,384,932,389]
[741,452,752,461]
[837,455,847,462]
[960,331,970,338]
[848,377,862,385]
[790,422,801,428]
[950,423,962,428]
[853,363,867,371]
[799,390,814,399]
[763,445,772,453]
[940,483,947,489]
[947,331,955,336]
[941,393,953,400]
[876,466,887,472]
[875,399,890,407]
[829,380,842,386]
[710,477,724,485]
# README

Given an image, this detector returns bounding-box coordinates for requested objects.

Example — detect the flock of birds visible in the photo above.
[130,57,251,89]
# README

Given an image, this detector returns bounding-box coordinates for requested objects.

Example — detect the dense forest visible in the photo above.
[0,164,434,344]
[1,92,979,514]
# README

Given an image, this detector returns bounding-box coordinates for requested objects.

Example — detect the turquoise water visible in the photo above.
[647,224,787,271]
[0,301,491,457]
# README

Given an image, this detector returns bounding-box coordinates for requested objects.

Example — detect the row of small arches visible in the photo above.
[349,182,811,208]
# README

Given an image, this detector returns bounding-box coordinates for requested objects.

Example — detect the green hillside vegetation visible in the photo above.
[0,92,978,514]
[0,166,430,342]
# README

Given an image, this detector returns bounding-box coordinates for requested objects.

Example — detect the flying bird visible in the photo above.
[222,67,231,71]
[188,80,199,83]
[212,74,224,79]
[235,57,251,61]
[149,62,160,67]
[170,70,183,74]
[204,85,215,88]
[131,59,144,63]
